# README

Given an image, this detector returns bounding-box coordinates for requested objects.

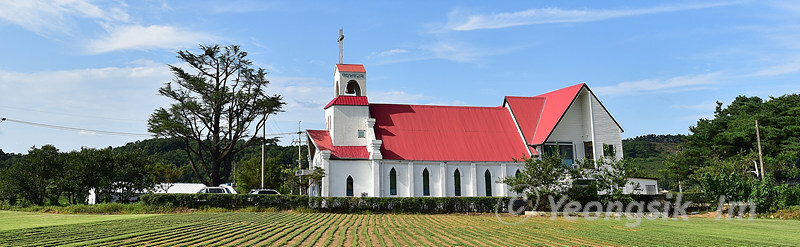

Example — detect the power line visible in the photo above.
[0,117,152,137]
[265,131,304,137]
[0,117,302,138]
[0,105,142,122]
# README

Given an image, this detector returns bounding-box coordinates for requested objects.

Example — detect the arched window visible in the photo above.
[515,169,521,179]
[346,176,354,197]
[389,168,397,196]
[345,80,361,96]
[454,169,461,197]
[422,168,430,196]
[484,169,492,197]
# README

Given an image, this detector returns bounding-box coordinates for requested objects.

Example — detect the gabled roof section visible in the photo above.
[324,96,369,109]
[528,83,585,145]
[307,130,370,159]
[505,83,584,146]
[336,64,366,73]
[504,96,546,148]
[505,83,623,146]
[369,104,530,162]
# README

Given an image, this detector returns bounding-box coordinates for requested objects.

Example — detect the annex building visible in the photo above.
[306,63,626,197]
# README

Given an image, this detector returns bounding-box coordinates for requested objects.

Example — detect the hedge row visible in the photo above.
[309,196,513,214]
[139,194,515,213]
[139,194,308,210]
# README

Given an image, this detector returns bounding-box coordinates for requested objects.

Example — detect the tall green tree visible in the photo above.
[589,158,640,203]
[146,162,186,193]
[502,154,582,198]
[59,148,113,205]
[234,156,282,193]
[0,145,64,205]
[148,44,285,186]
[668,94,800,187]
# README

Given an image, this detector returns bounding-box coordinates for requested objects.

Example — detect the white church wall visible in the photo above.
[413,162,441,197]
[328,159,373,197]
[547,95,587,162]
[502,164,525,197]
[446,163,473,197]
[476,164,503,197]
[381,162,410,197]
[330,105,370,146]
[590,93,624,161]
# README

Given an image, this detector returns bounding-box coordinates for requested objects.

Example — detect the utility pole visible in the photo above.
[261,114,266,189]
[756,120,765,180]
[298,121,302,170]
[298,121,303,195]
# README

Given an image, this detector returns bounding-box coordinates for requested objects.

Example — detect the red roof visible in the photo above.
[336,64,366,73]
[307,130,370,159]
[308,83,620,162]
[324,96,369,109]
[369,104,531,162]
[506,83,585,146]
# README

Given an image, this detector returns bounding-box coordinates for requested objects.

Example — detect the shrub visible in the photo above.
[140,194,512,214]
[139,194,308,210]
[309,197,512,214]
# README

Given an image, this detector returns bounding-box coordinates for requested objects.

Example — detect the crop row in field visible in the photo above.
[1,212,800,246]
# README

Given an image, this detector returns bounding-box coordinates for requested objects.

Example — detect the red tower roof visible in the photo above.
[336,64,366,73]
[324,96,369,109]
[307,130,370,159]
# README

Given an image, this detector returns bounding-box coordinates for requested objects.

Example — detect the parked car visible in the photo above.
[249,189,281,195]
[196,184,238,194]
[198,187,227,194]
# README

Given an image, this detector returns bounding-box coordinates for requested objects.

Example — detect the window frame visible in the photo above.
[422,168,430,196]
[357,129,366,138]
[346,176,354,197]
[454,169,462,197]
[484,169,492,197]
[389,168,397,196]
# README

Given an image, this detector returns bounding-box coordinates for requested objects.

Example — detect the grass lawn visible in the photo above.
[0,211,798,246]
[0,211,156,231]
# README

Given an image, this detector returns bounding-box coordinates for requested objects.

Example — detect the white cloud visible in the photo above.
[0,0,128,35]
[0,63,173,153]
[594,72,723,96]
[679,114,714,121]
[672,101,719,111]
[87,25,217,53]
[0,1,216,53]
[745,58,800,77]
[365,49,408,59]
[370,91,431,104]
[371,41,530,65]
[448,2,737,31]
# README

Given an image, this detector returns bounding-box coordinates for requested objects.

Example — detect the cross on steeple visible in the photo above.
[338,29,344,64]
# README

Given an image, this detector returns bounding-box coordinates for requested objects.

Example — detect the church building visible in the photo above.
[306,62,626,197]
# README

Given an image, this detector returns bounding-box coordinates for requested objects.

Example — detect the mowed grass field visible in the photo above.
[1,211,799,246]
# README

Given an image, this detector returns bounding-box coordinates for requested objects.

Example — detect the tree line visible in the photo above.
[663,94,800,212]
[0,140,311,206]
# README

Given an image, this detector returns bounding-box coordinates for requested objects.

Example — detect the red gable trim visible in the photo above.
[504,96,546,148]
[370,104,530,162]
[505,83,623,147]
[324,96,369,109]
[529,83,585,146]
[336,64,366,73]
[307,130,369,159]
[505,83,585,146]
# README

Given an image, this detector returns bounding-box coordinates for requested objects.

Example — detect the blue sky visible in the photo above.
[1,0,799,154]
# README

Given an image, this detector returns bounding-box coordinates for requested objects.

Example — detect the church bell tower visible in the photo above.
[334,29,366,97]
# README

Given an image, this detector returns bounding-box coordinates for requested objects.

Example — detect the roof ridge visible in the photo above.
[368,103,506,109]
